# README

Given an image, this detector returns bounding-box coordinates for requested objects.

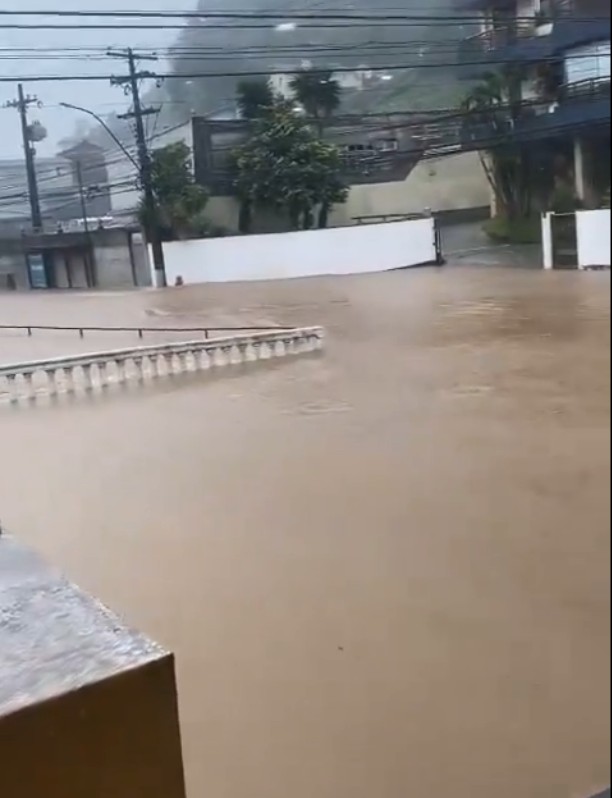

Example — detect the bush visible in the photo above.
[483,216,541,244]
[550,184,583,214]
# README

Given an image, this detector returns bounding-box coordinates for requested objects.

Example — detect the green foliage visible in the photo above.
[233,102,348,230]
[550,183,584,213]
[462,69,545,220]
[289,69,341,129]
[140,142,209,241]
[236,79,275,120]
[483,216,541,244]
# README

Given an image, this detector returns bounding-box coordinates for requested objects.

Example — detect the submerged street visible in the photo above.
[0,264,610,798]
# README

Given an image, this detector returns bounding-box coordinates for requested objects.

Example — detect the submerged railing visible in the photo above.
[0,323,292,340]
[0,326,324,404]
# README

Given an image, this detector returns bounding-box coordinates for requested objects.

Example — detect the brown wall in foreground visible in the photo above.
[0,656,186,798]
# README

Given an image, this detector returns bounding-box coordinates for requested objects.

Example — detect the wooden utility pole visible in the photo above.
[108,48,166,286]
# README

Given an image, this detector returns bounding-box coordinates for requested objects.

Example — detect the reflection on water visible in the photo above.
[0,267,610,798]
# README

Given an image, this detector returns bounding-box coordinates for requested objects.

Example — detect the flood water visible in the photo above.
[1,266,610,798]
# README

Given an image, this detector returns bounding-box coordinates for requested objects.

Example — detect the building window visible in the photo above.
[376,139,399,153]
[565,40,611,85]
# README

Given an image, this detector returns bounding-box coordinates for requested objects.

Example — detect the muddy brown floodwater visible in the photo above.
[0,266,610,798]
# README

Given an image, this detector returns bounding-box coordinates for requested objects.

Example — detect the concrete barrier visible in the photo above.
[576,209,611,269]
[541,209,611,270]
[0,534,186,798]
[0,326,324,404]
[157,217,438,286]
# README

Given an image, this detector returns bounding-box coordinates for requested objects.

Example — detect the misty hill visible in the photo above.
[163,0,468,120]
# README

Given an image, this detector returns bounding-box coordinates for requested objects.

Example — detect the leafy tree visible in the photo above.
[290,69,342,134]
[461,69,545,220]
[236,79,275,120]
[233,102,348,231]
[140,142,209,241]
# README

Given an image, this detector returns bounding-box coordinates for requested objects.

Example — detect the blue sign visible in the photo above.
[27,254,48,289]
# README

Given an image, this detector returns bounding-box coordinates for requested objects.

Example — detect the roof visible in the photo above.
[57,139,105,160]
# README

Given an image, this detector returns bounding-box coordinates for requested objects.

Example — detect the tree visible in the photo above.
[290,69,342,134]
[461,69,543,220]
[236,79,275,120]
[140,142,209,241]
[233,102,348,231]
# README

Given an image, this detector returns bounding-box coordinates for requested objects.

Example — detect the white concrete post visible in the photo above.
[542,212,554,270]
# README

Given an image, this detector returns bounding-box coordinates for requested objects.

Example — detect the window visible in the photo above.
[376,139,399,153]
[565,40,611,85]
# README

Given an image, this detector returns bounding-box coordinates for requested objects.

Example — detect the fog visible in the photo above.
[1,1,462,159]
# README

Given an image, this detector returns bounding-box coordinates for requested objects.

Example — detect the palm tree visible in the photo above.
[461,69,536,219]
[236,79,275,120]
[289,69,341,135]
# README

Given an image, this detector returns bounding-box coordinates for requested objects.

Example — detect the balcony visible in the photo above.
[517,76,611,138]
[460,77,610,149]
[458,0,611,78]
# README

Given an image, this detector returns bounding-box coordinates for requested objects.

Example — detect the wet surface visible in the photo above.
[0,265,610,798]
[0,535,165,717]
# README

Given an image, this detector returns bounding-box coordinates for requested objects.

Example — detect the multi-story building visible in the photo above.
[457,0,611,207]
[0,141,111,231]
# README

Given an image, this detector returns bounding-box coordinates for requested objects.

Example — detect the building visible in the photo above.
[457,0,611,207]
[0,157,73,227]
[0,226,150,291]
[191,114,490,233]
[0,141,112,230]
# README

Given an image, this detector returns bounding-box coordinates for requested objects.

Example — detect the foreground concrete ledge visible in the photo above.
[0,534,186,797]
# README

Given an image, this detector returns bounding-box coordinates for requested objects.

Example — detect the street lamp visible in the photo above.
[59,102,138,169]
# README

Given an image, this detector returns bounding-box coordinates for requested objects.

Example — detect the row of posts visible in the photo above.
[0,329,324,404]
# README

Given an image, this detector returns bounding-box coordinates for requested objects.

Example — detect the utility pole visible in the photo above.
[4,85,43,231]
[108,48,166,287]
[76,161,96,288]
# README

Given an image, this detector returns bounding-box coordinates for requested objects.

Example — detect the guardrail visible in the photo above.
[0,324,292,340]
[0,326,324,404]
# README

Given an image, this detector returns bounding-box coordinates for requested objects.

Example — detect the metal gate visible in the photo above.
[551,212,578,269]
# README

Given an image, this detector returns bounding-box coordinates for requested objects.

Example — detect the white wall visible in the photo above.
[576,209,611,268]
[158,218,437,286]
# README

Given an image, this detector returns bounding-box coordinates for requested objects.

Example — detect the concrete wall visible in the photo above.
[331,152,490,224]
[576,209,611,268]
[0,250,28,290]
[541,209,611,269]
[0,535,186,798]
[158,217,437,286]
[204,151,490,234]
[1,230,151,290]
[95,239,135,289]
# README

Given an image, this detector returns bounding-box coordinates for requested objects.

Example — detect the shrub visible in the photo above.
[483,216,541,244]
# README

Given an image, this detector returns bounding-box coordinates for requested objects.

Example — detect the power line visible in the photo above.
[1,50,610,82]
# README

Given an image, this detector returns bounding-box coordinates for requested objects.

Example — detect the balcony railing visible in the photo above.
[465,20,539,54]
[559,75,611,102]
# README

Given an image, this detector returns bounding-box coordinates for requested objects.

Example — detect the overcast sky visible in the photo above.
[1,0,178,159]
